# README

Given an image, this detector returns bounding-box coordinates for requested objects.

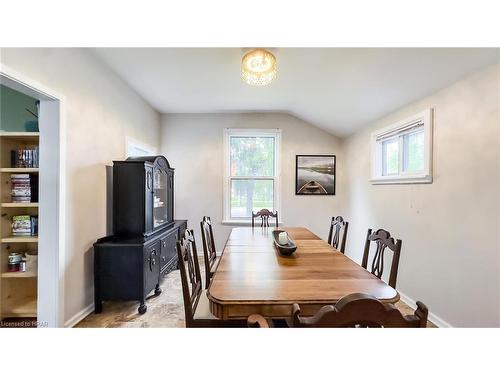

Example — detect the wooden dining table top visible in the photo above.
[207,227,399,319]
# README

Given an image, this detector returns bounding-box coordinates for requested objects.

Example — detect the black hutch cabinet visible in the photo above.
[94,156,186,314]
[113,155,174,236]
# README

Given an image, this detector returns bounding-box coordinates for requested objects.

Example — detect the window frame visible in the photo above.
[222,128,281,225]
[370,109,433,184]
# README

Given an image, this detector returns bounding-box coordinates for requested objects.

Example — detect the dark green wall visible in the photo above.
[0,84,38,132]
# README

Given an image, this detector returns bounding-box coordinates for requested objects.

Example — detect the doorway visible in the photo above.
[0,64,65,327]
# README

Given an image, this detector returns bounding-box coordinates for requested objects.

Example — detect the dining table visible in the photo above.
[207,227,399,319]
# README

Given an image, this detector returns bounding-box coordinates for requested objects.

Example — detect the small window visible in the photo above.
[223,129,281,223]
[371,109,432,184]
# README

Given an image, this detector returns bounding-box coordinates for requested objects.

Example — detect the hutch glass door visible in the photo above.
[153,169,168,228]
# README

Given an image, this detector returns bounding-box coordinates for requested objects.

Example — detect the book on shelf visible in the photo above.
[10,147,39,168]
[10,173,38,203]
[30,216,38,236]
[11,215,38,236]
[11,174,30,203]
[12,215,31,236]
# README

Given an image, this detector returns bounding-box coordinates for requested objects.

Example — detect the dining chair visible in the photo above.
[327,216,349,253]
[251,209,279,228]
[362,228,402,288]
[200,216,219,289]
[176,229,245,327]
[290,293,428,328]
[247,314,271,328]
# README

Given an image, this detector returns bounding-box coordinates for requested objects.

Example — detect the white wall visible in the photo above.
[161,113,342,251]
[340,62,500,327]
[0,48,161,325]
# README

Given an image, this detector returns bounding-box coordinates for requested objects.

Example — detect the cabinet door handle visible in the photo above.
[149,250,157,271]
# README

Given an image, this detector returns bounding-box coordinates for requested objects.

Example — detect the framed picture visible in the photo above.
[295,155,336,195]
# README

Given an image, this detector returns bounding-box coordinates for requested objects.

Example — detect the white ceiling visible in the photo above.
[93,48,500,137]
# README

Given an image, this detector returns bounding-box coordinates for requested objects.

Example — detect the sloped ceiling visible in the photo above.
[93,48,500,137]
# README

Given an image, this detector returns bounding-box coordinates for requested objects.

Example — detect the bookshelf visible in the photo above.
[1,271,37,278]
[1,203,39,208]
[0,132,39,320]
[0,132,40,138]
[0,168,39,173]
[1,237,39,243]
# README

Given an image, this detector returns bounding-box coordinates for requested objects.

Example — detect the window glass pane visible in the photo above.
[153,170,168,228]
[382,138,399,175]
[403,130,424,172]
[230,179,274,218]
[230,137,274,177]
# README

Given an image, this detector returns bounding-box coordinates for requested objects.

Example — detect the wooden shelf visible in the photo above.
[0,168,39,173]
[2,296,37,317]
[0,132,39,137]
[1,236,38,243]
[2,271,37,278]
[0,131,40,321]
[1,202,39,208]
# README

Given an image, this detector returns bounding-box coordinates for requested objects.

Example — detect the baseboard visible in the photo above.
[399,291,452,328]
[63,290,452,328]
[64,303,95,328]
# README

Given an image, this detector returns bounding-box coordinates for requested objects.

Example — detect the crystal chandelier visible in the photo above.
[241,49,277,86]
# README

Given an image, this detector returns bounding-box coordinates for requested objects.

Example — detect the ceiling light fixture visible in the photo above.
[241,48,277,86]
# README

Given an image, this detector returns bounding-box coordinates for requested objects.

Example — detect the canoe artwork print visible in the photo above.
[295,155,335,195]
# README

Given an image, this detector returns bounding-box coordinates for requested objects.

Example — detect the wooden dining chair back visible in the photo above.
[177,228,247,328]
[251,209,279,228]
[176,229,203,327]
[200,216,218,288]
[361,228,402,288]
[327,216,349,253]
[247,314,270,328]
[291,293,428,328]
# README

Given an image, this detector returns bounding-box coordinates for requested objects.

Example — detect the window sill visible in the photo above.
[370,174,432,185]
[221,220,284,226]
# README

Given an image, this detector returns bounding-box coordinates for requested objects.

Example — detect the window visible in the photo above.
[223,129,281,223]
[371,109,433,184]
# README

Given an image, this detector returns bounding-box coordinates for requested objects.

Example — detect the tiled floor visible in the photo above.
[77,259,436,328]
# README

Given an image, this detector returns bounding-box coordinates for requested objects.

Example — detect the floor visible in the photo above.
[77,258,436,328]
[78,265,186,328]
